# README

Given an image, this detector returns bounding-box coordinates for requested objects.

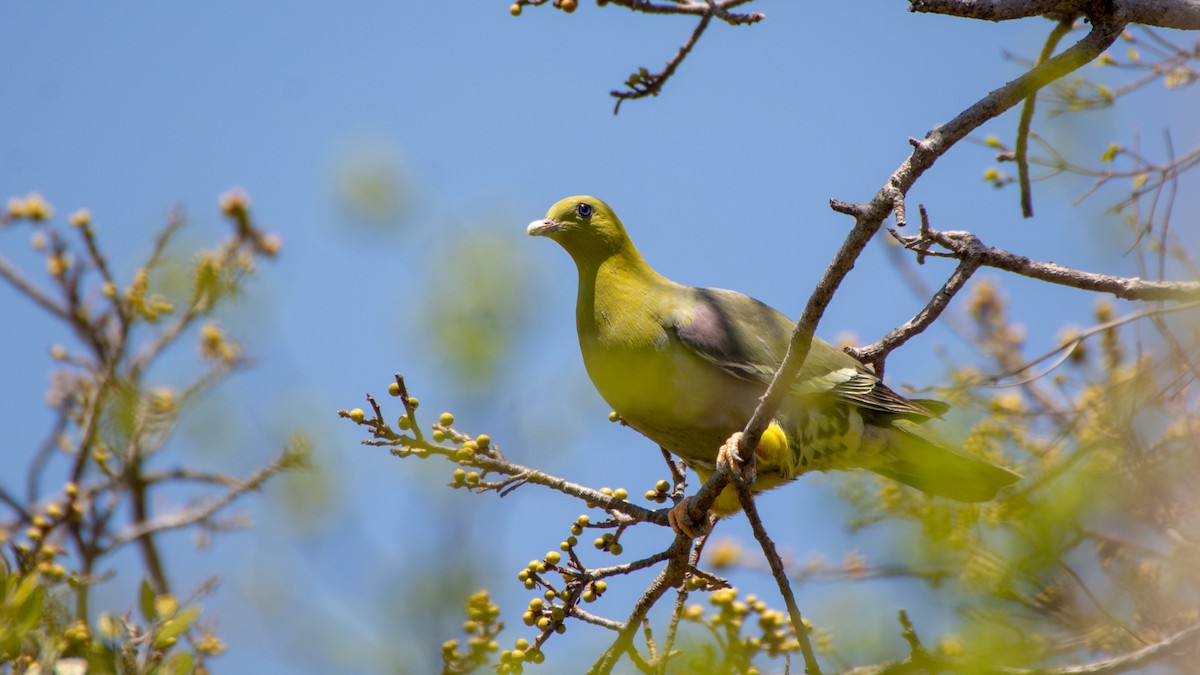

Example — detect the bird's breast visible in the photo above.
[579,329,763,466]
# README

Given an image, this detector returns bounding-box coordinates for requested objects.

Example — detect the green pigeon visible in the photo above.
[528,196,1019,530]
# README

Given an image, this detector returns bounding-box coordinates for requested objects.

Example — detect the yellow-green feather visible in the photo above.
[529,196,1019,514]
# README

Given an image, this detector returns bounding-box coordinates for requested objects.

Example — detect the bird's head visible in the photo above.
[527,196,631,262]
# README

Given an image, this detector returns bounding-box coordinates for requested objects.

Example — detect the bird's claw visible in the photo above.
[667,496,713,539]
[717,432,757,485]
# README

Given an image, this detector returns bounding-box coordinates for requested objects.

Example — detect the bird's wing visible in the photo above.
[667,287,941,420]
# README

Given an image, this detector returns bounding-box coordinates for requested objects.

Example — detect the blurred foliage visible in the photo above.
[0,191,305,673]
[423,233,533,397]
[834,283,1200,669]
[333,137,410,227]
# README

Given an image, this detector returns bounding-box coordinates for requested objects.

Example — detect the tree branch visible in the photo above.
[910,0,1200,30]
[612,13,713,113]
[847,207,982,374]
[590,536,692,674]
[731,471,823,674]
[900,226,1200,302]
[607,0,764,113]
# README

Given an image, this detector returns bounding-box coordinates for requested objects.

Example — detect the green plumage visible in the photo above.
[528,196,1019,514]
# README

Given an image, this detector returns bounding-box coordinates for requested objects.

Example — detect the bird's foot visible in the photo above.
[667,496,714,539]
[717,432,757,485]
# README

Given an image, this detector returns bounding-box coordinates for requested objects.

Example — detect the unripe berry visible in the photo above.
[510,3,521,16]
[348,408,365,422]
[439,412,455,426]
[388,382,401,396]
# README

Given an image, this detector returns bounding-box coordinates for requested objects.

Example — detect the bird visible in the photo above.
[527,195,1019,535]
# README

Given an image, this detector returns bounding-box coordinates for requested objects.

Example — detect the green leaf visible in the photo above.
[15,587,43,634]
[156,606,200,646]
[163,652,195,675]
[139,578,156,621]
[11,572,39,607]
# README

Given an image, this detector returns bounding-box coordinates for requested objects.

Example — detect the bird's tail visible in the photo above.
[870,420,1020,503]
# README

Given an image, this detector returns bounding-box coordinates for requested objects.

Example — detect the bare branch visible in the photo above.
[612,13,713,113]
[607,0,763,112]
[0,254,70,321]
[848,207,983,373]
[747,14,1124,459]
[731,471,823,674]
[910,0,1200,30]
[602,0,759,21]
[109,446,296,548]
[590,536,692,674]
[906,226,1200,302]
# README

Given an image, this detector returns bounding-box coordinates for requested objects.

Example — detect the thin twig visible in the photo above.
[731,471,822,675]
[590,536,692,674]
[109,447,296,548]
[1017,18,1076,218]
[906,227,1200,302]
[612,13,713,113]
[848,207,982,374]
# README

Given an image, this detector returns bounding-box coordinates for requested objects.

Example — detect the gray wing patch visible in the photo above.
[669,287,945,420]
[669,288,785,384]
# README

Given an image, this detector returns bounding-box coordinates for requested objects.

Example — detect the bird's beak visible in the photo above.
[526,218,559,237]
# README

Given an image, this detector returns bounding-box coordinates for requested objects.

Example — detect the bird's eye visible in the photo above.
[576,202,593,218]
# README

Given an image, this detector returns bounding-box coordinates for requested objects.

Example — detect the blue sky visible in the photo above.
[2,3,1197,672]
